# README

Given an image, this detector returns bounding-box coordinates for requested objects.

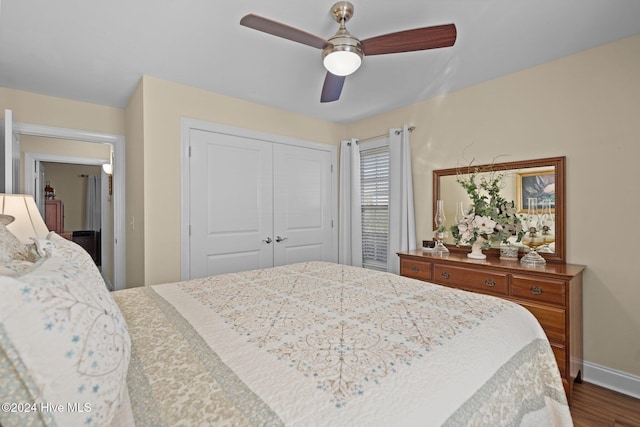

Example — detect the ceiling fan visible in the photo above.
[240,2,456,103]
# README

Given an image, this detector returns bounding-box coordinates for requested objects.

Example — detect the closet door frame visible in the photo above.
[179,118,338,281]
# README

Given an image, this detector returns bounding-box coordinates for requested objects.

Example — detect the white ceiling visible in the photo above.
[1,1,639,124]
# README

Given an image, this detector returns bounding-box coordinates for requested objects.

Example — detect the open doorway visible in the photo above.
[22,141,114,288]
[27,156,113,287]
[9,119,126,290]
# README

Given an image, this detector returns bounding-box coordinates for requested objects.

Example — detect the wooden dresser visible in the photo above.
[44,199,64,233]
[398,250,585,402]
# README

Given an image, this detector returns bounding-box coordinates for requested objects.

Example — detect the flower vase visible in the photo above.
[468,237,487,260]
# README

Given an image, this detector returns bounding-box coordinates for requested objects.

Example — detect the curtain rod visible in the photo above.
[356,126,415,143]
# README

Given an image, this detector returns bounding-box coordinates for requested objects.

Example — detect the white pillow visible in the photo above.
[0,253,131,426]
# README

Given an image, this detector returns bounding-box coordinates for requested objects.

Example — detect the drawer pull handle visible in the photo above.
[411,266,420,273]
[485,279,496,287]
[441,271,450,279]
[530,286,544,295]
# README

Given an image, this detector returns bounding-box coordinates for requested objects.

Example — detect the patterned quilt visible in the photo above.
[112,262,572,426]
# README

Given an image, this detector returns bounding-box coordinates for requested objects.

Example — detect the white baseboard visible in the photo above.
[583,360,640,399]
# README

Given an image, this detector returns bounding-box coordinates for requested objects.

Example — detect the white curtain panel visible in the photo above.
[85,175,101,231]
[387,125,417,274]
[338,139,363,267]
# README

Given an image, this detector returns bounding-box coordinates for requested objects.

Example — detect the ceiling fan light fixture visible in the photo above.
[322,47,362,76]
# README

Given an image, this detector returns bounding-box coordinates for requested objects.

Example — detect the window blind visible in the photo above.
[360,145,389,271]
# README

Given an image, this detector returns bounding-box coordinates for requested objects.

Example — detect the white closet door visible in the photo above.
[273,144,333,266]
[189,129,273,278]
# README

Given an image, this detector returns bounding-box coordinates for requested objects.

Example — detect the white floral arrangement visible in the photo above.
[451,166,524,247]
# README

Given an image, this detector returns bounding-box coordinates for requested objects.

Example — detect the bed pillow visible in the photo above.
[45,231,107,290]
[0,223,30,262]
[0,252,131,426]
[0,245,50,278]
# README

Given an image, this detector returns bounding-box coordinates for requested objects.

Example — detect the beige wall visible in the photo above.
[346,35,640,377]
[0,88,124,133]
[139,76,345,286]
[21,136,112,160]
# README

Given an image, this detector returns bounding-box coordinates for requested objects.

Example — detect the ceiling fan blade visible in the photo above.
[361,24,457,56]
[240,14,329,49]
[321,72,346,103]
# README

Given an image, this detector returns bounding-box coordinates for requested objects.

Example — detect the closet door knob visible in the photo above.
[275,236,288,242]
[263,237,272,244]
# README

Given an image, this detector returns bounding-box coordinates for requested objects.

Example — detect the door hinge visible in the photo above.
[189,146,192,157]
[331,220,334,228]
[189,225,191,236]
[331,164,334,172]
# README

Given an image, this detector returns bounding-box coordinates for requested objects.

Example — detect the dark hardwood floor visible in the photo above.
[571,382,640,426]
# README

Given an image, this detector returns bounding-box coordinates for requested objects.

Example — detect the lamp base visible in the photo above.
[520,249,546,266]
[433,242,449,254]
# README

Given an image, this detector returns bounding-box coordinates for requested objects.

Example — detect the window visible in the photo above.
[359,140,389,271]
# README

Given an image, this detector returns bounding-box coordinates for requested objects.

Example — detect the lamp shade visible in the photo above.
[0,214,15,226]
[0,194,50,243]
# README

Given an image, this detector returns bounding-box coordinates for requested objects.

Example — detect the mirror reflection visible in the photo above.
[439,166,555,250]
[433,157,565,263]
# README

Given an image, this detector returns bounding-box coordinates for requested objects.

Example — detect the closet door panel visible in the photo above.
[273,144,333,266]
[189,129,273,278]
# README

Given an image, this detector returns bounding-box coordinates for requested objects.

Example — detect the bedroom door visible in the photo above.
[189,129,274,278]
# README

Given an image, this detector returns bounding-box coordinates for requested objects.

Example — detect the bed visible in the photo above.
[0,227,573,426]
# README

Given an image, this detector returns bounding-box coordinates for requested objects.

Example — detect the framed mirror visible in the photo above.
[433,156,566,263]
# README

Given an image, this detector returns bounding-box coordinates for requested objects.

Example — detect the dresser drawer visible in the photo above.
[433,264,508,295]
[518,301,566,343]
[400,259,432,281]
[512,276,566,306]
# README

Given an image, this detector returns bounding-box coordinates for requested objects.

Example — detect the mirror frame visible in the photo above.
[433,156,566,263]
